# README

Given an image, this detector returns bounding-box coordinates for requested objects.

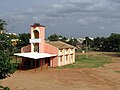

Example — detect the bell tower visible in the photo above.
[30,23,45,53]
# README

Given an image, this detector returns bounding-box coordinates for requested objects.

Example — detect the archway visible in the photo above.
[33,30,39,38]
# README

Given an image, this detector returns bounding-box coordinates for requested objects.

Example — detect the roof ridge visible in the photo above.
[46,41,75,49]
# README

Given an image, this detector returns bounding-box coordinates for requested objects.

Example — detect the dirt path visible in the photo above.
[1,52,120,90]
[1,65,120,90]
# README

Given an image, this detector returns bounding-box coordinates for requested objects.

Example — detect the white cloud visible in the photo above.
[25,8,35,14]
[86,2,109,11]
[14,15,26,20]
[99,26,105,30]
[53,4,63,8]
[78,19,88,25]
[78,16,104,26]
[67,0,94,3]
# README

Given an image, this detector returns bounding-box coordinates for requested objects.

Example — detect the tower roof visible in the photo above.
[31,23,45,27]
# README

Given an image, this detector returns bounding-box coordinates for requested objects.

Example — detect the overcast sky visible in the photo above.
[0,0,120,38]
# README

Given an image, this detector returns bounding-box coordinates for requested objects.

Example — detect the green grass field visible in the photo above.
[58,52,112,69]
[114,71,120,73]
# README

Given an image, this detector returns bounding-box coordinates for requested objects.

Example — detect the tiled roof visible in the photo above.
[46,41,74,49]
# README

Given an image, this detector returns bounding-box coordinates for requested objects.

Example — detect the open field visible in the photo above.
[1,52,120,90]
[58,52,112,69]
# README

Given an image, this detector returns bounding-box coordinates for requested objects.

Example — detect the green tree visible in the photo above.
[92,33,120,52]
[47,34,60,41]
[0,19,16,89]
[0,19,7,33]
[8,34,19,39]
[93,37,107,51]
[107,33,120,51]
[16,33,30,50]
[0,85,10,90]
[0,51,16,79]
[0,34,17,55]
[67,37,78,47]
[47,34,68,42]
[83,37,94,49]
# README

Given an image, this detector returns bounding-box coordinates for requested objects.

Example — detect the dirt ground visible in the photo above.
[1,52,120,90]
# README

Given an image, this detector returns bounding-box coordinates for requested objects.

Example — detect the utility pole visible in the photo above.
[85,39,87,59]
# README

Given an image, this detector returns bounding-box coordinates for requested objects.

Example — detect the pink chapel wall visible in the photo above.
[44,43,59,67]
[21,44,31,53]
[39,26,45,53]
[44,43,58,54]
[51,57,58,67]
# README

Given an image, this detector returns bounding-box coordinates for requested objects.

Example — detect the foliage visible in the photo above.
[47,34,68,42]
[47,34,59,41]
[0,85,10,90]
[47,34,79,47]
[0,19,16,79]
[0,34,17,55]
[8,34,19,39]
[93,33,120,52]
[83,37,94,50]
[0,19,7,32]
[107,33,120,51]
[67,37,78,47]
[0,51,16,79]
[16,33,30,50]
[47,33,120,52]
[93,37,107,51]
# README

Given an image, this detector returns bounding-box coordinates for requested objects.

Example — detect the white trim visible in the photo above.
[29,38,41,43]
[14,52,56,59]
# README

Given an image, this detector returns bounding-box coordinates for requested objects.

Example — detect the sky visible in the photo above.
[0,0,120,38]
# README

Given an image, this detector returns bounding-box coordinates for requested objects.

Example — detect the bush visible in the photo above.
[0,85,10,90]
[0,51,16,79]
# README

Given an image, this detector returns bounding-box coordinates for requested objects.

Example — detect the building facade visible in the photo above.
[15,23,75,70]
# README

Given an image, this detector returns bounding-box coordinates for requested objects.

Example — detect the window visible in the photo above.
[71,54,73,59]
[66,55,68,61]
[60,56,62,62]
[60,50,62,52]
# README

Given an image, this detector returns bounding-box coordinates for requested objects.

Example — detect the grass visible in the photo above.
[58,52,112,69]
[114,71,120,73]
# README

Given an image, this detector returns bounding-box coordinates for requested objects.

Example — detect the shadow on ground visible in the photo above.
[105,53,120,57]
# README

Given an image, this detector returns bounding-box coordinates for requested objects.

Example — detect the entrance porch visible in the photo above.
[14,52,56,72]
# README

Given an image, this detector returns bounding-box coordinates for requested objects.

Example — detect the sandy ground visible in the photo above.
[1,53,120,90]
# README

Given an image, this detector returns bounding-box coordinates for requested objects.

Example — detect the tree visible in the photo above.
[83,37,94,49]
[92,33,120,52]
[47,34,68,42]
[0,51,16,79]
[93,37,107,51]
[0,19,16,80]
[0,19,7,33]
[107,33,120,51]
[16,33,30,50]
[67,37,78,47]
[0,34,17,55]
[8,33,19,39]
[47,34,60,41]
